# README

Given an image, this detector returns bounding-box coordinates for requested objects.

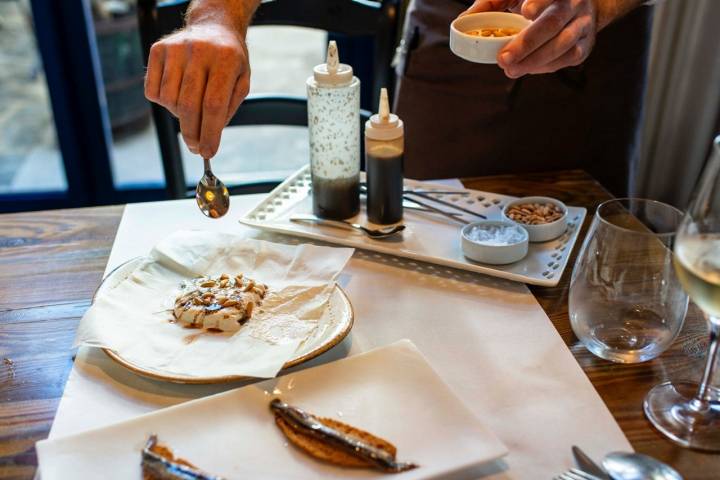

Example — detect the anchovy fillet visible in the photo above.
[141,435,225,480]
[270,399,418,473]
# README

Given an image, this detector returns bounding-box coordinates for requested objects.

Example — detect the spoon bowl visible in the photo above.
[358,223,405,239]
[602,452,683,480]
[196,157,230,219]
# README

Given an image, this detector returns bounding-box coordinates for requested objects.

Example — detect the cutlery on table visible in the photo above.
[567,446,683,480]
[572,445,610,480]
[402,201,463,217]
[360,183,484,222]
[196,157,230,218]
[405,189,470,195]
[290,214,405,239]
[404,190,487,220]
[402,195,471,225]
[359,183,470,196]
[359,186,464,218]
[553,468,604,480]
[602,452,682,480]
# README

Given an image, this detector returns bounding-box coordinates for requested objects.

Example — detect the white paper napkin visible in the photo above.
[74,230,354,378]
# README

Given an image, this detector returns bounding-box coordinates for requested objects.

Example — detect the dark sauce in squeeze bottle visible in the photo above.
[365,88,404,224]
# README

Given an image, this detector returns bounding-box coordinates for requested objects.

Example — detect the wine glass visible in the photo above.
[569,198,687,363]
[644,135,720,450]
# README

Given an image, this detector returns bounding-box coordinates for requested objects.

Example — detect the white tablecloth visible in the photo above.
[45,194,631,479]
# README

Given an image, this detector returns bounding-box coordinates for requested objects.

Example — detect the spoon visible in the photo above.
[602,452,683,480]
[290,214,405,239]
[195,157,230,218]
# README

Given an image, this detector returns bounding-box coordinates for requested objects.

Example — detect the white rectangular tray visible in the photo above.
[239,166,586,286]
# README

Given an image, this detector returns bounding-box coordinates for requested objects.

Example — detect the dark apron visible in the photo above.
[394,0,653,195]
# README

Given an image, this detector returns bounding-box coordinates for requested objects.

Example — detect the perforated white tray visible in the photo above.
[239,166,586,286]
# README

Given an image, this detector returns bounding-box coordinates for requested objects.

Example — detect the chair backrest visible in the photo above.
[137,0,399,198]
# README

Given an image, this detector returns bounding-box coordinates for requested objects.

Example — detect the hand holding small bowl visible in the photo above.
[450,12,531,64]
[452,0,599,77]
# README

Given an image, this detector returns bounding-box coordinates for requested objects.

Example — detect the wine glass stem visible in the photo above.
[694,316,720,406]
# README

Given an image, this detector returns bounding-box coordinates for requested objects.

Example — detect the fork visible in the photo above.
[553,468,603,480]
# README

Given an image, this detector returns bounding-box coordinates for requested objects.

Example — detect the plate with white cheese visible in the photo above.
[75,231,354,383]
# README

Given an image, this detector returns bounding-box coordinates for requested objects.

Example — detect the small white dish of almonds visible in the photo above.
[450,12,531,64]
[502,196,568,242]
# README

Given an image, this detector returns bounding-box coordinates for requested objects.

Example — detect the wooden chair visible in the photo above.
[137,0,400,199]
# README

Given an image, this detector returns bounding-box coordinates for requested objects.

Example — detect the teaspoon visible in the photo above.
[196,157,230,219]
[602,452,682,480]
[290,214,405,239]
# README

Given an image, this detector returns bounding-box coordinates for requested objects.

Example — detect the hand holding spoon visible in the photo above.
[196,157,230,218]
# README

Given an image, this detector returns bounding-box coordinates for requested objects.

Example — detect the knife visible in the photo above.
[572,445,611,480]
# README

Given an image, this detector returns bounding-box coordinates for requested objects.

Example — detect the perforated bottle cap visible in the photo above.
[313,41,354,86]
[365,88,404,141]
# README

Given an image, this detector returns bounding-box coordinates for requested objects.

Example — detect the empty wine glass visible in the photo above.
[644,136,720,451]
[569,198,688,363]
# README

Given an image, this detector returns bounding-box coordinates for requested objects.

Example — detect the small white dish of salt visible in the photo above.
[461,221,529,265]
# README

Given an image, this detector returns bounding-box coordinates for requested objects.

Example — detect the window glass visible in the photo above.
[0,2,66,194]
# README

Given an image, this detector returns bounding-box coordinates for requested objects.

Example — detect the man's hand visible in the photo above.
[462,0,599,79]
[145,18,250,159]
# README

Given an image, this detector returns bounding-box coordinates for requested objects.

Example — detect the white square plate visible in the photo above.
[37,340,507,479]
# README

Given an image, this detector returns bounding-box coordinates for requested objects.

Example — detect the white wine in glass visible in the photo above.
[675,236,720,318]
[644,136,720,450]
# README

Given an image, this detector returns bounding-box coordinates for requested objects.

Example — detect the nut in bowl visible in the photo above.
[450,12,531,64]
[502,196,568,242]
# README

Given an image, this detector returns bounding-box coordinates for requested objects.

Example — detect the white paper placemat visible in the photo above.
[44,193,631,479]
[37,340,508,480]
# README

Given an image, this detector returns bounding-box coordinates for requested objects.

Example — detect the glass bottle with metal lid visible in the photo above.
[306,41,361,220]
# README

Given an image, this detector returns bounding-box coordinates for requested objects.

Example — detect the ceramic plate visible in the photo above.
[95,257,353,384]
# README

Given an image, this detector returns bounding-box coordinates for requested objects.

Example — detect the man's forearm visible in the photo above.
[186,0,261,37]
[596,0,647,31]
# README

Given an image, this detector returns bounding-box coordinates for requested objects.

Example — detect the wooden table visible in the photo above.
[0,170,716,479]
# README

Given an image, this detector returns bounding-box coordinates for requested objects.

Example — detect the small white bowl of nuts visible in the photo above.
[450,12,531,64]
[502,196,568,242]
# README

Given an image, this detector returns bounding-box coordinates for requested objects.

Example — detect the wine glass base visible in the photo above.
[644,381,720,451]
